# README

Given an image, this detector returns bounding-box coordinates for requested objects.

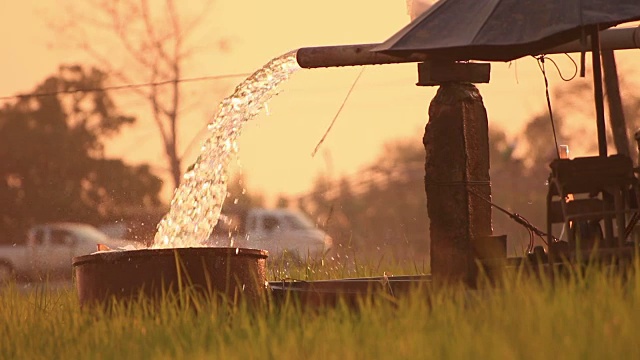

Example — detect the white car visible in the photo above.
[208,208,333,261]
[0,223,134,282]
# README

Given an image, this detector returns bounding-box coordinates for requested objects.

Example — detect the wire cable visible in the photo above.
[532,53,578,160]
[468,189,559,252]
[544,54,578,82]
[311,66,366,157]
[0,73,252,101]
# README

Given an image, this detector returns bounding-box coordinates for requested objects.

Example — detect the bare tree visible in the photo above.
[55,0,223,189]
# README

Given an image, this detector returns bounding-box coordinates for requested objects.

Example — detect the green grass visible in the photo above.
[267,252,428,281]
[2,262,640,360]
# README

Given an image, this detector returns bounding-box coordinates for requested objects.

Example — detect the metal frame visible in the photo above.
[546,155,640,261]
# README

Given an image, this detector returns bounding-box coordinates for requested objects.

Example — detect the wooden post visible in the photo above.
[602,49,631,158]
[591,27,608,157]
[423,83,492,283]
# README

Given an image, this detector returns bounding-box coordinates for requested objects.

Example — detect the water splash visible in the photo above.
[153,51,300,248]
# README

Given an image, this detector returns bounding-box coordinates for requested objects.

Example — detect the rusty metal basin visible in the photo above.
[269,275,432,307]
[73,247,268,306]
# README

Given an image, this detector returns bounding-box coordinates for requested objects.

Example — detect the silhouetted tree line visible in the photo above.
[286,124,554,261]
[295,141,428,262]
[0,65,162,243]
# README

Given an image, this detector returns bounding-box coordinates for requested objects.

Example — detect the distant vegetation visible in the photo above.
[55,0,226,190]
[0,65,162,242]
[290,128,547,263]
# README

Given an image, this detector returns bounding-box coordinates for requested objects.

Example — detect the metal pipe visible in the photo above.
[295,26,640,69]
[545,26,640,54]
[295,44,428,68]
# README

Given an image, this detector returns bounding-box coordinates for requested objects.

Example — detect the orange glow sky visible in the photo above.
[2,1,639,204]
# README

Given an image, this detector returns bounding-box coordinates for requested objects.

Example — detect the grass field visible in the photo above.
[2,261,640,360]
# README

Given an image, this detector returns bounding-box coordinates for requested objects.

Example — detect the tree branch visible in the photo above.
[140,0,174,67]
[148,57,171,149]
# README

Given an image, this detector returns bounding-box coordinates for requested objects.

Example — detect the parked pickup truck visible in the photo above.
[0,223,131,282]
[207,208,333,261]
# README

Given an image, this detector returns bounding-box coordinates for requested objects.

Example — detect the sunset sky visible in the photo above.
[1,0,639,204]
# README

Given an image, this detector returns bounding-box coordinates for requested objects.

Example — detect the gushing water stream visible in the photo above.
[153,51,300,248]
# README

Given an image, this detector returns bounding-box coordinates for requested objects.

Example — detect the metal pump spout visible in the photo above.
[295,26,640,69]
[295,44,428,68]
